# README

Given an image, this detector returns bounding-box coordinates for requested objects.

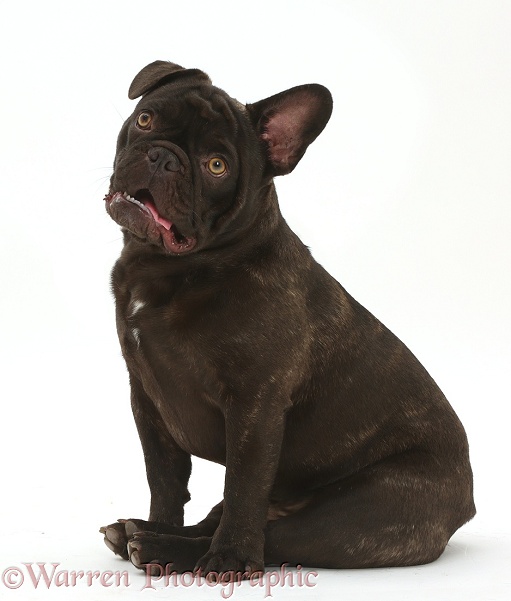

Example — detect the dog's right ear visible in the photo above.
[128,60,211,99]
[247,84,333,177]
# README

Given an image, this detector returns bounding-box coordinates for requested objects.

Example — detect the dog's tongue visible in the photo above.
[144,200,172,231]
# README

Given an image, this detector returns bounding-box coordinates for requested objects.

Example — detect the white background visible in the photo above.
[1,1,510,599]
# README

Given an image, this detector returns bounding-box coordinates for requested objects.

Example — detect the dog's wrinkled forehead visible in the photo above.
[129,60,244,133]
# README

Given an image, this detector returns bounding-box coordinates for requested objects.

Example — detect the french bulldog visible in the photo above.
[101,61,475,576]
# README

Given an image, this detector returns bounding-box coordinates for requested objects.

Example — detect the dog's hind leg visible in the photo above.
[264,452,475,568]
[115,452,475,572]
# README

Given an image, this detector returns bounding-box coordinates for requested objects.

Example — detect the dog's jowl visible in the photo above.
[101,61,475,575]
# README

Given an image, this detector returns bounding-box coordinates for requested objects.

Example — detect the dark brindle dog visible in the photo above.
[101,61,475,575]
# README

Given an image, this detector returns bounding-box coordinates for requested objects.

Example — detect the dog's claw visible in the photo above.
[128,539,142,553]
[106,526,125,547]
[127,539,161,572]
[104,537,120,554]
[124,520,139,538]
[101,521,131,560]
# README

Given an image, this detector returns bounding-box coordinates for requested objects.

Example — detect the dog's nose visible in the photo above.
[147,147,181,172]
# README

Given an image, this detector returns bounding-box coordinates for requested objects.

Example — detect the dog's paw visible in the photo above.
[100,519,153,560]
[194,548,264,580]
[127,531,167,574]
[127,532,207,574]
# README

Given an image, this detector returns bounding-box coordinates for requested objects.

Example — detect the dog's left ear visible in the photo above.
[128,60,211,99]
[247,84,333,176]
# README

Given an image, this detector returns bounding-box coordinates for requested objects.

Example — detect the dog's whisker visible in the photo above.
[111,103,127,122]
[105,237,123,245]
[93,179,111,194]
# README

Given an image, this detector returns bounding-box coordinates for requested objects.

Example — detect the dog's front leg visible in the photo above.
[195,396,287,577]
[101,372,192,559]
[129,373,192,525]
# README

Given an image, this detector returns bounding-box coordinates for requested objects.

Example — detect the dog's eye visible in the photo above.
[207,158,227,176]
[136,112,153,129]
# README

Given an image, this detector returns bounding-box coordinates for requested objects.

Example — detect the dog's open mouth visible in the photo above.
[105,190,196,254]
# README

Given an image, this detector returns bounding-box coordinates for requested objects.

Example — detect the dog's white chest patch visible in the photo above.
[131,327,141,346]
[130,299,146,317]
[128,296,146,348]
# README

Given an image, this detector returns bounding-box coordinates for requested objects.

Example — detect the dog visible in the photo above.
[101,60,475,576]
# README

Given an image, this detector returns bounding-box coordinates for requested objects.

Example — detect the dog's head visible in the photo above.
[105,60,332,255]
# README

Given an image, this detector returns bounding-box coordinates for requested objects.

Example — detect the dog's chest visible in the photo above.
[117,283,227,462]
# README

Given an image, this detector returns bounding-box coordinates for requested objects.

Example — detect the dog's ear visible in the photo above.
[247,84,333,176]
[128,60,211,99]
